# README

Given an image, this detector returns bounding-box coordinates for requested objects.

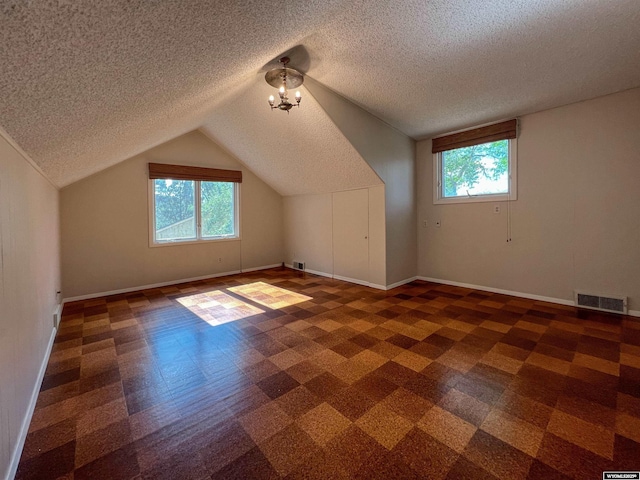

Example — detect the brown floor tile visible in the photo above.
[381,387,434,423]
[438,387,492,427]
[258,424,322,476]
[16,441,76,480]
[463,430,534,480]
[20,418,76,462]
[327,385,378,421]
[355,403,413,449]
[15,269,640,480]
[418,405,477,453]
[536,432,615,480]
[615,412,640,444]
[546,409,615,460]
[239,401,293,443]
[297,402,352,446]
[480,408,545,457]
[214,446,279,480]
[75,417,133,468]
[393,427,459,480]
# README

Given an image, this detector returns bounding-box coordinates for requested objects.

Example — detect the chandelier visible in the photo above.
[265,57,303,112]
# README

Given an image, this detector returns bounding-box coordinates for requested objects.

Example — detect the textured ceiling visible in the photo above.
[303,0,640,139]
[1,0,639,189]
[200,77,381,197]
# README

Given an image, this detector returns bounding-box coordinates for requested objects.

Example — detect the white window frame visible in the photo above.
[433,138,518,204]
[148,179,241,247]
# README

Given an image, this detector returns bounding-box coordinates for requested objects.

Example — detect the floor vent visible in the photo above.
[575,291,627,314]
[292,261,305,271]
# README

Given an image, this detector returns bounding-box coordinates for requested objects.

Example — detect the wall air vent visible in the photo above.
[292,261,305,271]
[575,291,627,315]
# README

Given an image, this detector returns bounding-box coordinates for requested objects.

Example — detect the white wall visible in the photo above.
[283,185,386,287]
[305,78,417,286]
[0,131,60,479]
[417,87,640,312]
[61,130,283,299]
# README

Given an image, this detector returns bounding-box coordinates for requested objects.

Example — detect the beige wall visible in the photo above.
[417,87,640,312]
[61,130,283,299]
[283,185,386,287]
[0,132,60,478]
[305,77,417,286]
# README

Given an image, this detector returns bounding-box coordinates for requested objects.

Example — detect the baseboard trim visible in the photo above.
[241,264,282,273]
[6,326,57,480]
[333,274,370,287]
[62,270,245,303]
[417,277,640,318]
[305,268,334,279]
[385,276,419,290]
[283,266,418,292]
[418,276,584,307]
[284,264,334,279]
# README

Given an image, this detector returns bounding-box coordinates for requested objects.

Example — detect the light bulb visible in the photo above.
[268,95,275,106]
[295,91,301,101]
[279,86,285,93]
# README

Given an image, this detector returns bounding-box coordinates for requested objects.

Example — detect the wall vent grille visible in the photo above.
[292,261,305,271]
[575,291,627,314]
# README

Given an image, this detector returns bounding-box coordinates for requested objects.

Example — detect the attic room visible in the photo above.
[1,1,639,479]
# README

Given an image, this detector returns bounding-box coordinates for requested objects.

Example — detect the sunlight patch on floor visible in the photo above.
[177,290,264,325]
[228,282,313,309]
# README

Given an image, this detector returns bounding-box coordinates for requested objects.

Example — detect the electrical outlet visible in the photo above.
[218,257,222,263]
[435,220,441,228]
[422,220,428,228]
[493,205,500,214]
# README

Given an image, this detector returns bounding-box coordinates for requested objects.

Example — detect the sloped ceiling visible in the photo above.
[1,0,639,189]
[200,78,381,197]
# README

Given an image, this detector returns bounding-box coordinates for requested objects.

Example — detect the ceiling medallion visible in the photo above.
[265,57,303,113]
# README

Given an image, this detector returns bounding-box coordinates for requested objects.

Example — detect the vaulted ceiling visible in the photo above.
[1,1,639,192]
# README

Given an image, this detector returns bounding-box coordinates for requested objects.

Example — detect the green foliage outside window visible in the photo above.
[154,179,195,230]
[153,179,235,242]
[201,181,234,237]
[442,140,509,197]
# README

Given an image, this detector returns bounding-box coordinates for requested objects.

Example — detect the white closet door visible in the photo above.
[332,189,369,284]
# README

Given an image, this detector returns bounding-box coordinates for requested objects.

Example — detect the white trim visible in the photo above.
[305,268,334,279]
[418,276,575,307]
[433,138,517,205]
[385,276,419,290]
[283,266,419,292]
[419,276,640,317]
[148,179,241,248]
[62,270,243,303]
[332,274,370,287]
[6,326,57,480]
[241,264,282,273]
[284,264,335,279]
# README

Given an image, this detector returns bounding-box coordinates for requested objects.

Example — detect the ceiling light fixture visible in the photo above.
[265,57,303,113]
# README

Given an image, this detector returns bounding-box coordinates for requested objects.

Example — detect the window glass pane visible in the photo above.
[442,139,509,198]
[154,179,196,241]
[201,181,235,238]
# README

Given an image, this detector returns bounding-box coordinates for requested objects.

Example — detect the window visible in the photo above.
[148,163,241,245]
[433,119,517,204]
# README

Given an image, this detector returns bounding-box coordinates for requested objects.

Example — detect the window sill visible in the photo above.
[150,236,241,248]
[434,192,517,205]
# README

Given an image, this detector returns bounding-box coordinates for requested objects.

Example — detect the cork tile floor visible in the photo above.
[16,268,640,479]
